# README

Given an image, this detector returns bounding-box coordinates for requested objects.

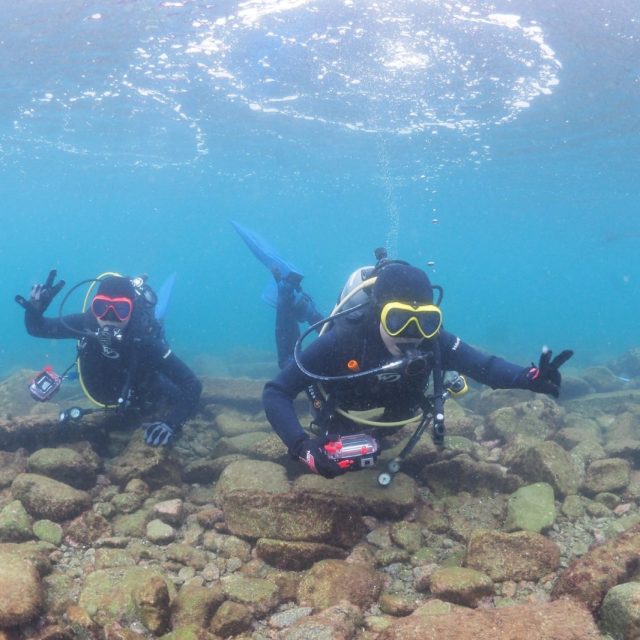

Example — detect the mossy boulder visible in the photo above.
[510,441,579,497]
[221,575,280,614]
[582,457,631,495]
[255,538,347,570]
[297,559,384,610]
[485,397,563,442]
[293,469,418,519]
[11,473,91,521]
[600,582,640,640]
[504,483,556,533]
[107,437,181,489]
[0,499,33,542]
[0,552,43,626]
[429,567,494,607]
[79,566,176,627]
[465,530,560,582]
[27,447,99,489]
[33,519,63,546]
[170,582,224,629]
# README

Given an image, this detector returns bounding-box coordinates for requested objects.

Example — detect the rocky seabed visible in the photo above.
[1,351,640,640]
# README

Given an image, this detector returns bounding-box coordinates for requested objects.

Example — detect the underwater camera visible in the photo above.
[29,366,62,402]
[324,433,380,469]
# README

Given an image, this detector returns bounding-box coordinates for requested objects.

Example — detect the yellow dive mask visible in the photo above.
[380,301,442,339]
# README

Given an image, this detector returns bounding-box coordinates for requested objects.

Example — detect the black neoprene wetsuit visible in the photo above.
[263,320,532,455]
[25,308,202,430]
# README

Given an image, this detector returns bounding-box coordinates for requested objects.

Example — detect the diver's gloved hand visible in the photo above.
[143,421,176,446]
[15,270,65,315]
[293,434,347,479]
[522,348,574,398]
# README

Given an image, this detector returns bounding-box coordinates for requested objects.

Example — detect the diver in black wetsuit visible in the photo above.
[16,271,202,446]
[263,260,573,479]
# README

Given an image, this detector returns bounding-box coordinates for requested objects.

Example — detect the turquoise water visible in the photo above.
[1,0,638,378]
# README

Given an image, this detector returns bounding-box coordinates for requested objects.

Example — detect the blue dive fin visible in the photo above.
[231,220,303,282]
[155,272,176,321]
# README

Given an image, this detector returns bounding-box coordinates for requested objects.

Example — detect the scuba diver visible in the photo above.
[15,270,202,446]
[262,255,573,481]
[232,223,572,483]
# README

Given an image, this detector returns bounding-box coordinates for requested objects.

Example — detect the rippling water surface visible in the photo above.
[1,0,638,376]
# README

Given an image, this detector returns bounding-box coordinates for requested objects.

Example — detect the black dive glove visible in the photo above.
[293,434,347,479]
[143,421,176,446]
[521,348,574,398]
[15,270,65,315]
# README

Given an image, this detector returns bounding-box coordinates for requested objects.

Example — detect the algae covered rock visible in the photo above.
[582,457,630,495]
[255,538,347,570]
[485,396,563,442]
[510,441,579,497]
[79,566,176,627]
[33,519,63,546]
[429,566,494,607]
[600,582,640,640]
[504,482,556,533]
[0,551,43,627]
[293,469,418,519]
[27,446,99,489]
[465,529,560,582]
[0,499,33,542]
[107,437,181,489]
[297,559,384,610]
[11,473,91,521]
[378,598,600,640]
[221,574,280,614]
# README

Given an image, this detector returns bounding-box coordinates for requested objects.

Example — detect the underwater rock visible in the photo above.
[212,431,287,463]
[222,489,365,548]
[485,396,564,443]
[608,348,640,378]
[504,482,556,533]
[78,566,176,627]
[217,459,365,547]
[297,559,384,610]
[200,376,266,413]
[170,582,224,629]
[27,446,99,489]
[428,566,494,607]
[215,459,290,495]
[182,453,248,484]
[435,493,507,544]
[280,602,363,640]
[509,441,579,497]
[33,519,63,546]
[255,538,348,570]
[421,454,522,497]
[552,523,640,612]
[66,511,112,546]
[599,582,640,640]
[107,437,181,489]
[378,598,600,640]
[602,411,640,444]
[0,499,33,542]
[471,388,534,414]
[221,574,280,615]
[146,519,176,545]
[581,366,625,393]
[0,551,43,627]
[133,575,171,635]
[582,457,631,495]
[215,409,271,437]
[0,450,28,488]
[465,530,560,582]
[11,473,91,521]
[209,600,253,636]
[293,469,418,519]
[560,375,595,399]
[564,390,640,414]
